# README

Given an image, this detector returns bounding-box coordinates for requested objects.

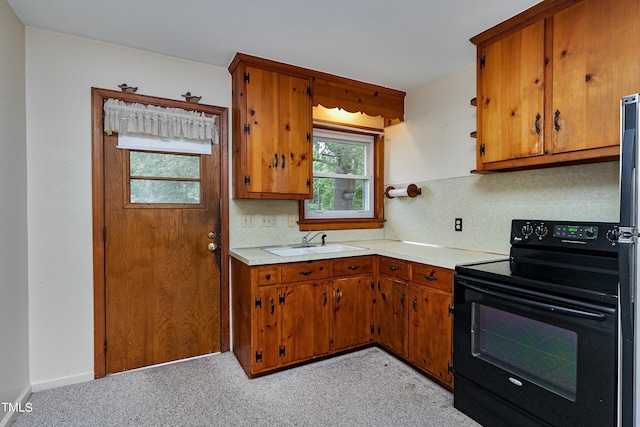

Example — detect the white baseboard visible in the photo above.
[0,384,32,427]
[30,371,94,392]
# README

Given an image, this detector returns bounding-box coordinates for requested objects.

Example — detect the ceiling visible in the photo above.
[8,0,540,91]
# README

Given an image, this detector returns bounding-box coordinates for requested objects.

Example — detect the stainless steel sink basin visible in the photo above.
[263,243,366,257]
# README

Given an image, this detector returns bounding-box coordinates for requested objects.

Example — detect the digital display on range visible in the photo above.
[552,225,598,239]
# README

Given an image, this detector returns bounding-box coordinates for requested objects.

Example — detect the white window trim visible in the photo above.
[305,128,375,219]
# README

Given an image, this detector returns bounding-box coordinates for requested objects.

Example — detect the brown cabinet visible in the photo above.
[376,257,454,389]
[229,55,313,199]
[473,0,640,172]
[231,256,374,377]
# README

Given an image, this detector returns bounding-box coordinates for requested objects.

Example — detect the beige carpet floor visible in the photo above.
[12,347,480,426]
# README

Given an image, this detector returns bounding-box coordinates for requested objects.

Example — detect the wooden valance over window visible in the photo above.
[228,53,406,126]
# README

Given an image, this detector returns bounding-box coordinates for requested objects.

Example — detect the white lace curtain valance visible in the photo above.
[103,98,219,144]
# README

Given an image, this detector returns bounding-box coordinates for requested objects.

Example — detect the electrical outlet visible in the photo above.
[288,215,297,227]
[241,215,255,228]
[261,215,278,227]
[455,218,463,232]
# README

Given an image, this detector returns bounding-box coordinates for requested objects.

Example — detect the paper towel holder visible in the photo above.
[384,184,422,199]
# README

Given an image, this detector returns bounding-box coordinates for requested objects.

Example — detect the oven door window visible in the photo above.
[471,303,578,401]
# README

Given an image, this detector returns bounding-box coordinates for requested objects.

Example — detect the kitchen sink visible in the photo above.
[262,243,366,257]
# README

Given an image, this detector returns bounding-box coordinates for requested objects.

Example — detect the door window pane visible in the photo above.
[128,151,201,204]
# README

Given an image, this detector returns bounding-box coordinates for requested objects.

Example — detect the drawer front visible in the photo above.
[333,256,374,277]
[378,257,410,281]
[256,266,279,286]
[280,260,331,283]
[412,263,453,292]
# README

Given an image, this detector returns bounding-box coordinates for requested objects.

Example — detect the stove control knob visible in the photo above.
[606,228,620,242]
[521,224,534,238]
[535,225,548,238]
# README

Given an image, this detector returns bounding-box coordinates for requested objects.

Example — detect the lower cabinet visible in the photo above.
[232,256,374,377]
[231,254,453,389]
[377,257,454,389]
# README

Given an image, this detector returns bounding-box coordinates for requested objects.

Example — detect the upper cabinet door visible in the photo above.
[244,66,280,195]
[478,20,545,164]
[551,0,640,154]
[277,73,312,196]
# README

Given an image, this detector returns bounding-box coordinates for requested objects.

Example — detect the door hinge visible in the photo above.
[448,305,454,316]
[279,294,285,305]
[480,55,486,69]
[255,297,262,309]
[244,72,250,83]
[243,124,251,134]
[279,346,286,357]
[479,143,485,156]
[244,175,251,185]
[255,351,262,362]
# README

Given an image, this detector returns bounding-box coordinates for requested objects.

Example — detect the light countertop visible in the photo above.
[229,239,507,270]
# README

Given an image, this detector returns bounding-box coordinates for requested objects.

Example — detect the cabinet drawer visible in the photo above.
[378,257,410,281]
[256,266,279,286]
[412,264,453,292]
[280,260,330,283]
[333,256,374,277]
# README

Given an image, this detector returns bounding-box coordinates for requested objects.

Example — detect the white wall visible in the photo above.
[25,28,231,389]
[383,64,620,254]
[0,0,30,423]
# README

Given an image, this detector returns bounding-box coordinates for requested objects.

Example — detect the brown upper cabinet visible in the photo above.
[472,0,640,172]
[229,53,405,199]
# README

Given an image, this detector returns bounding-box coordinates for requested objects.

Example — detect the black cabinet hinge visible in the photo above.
[306,178,311,188]
[255,351,262,362]
[448,305,454,316]
[377,325,381,336]
[306,86,311,97]
[370,325,375,335]
[279,294,285,305]
[244,72,250,83]
[244,175,251,185]
[255,297,262,309]
[307,132,311,142]
[479,143,485,156]
[243,124,250,134]
[279,346,286,357]
[104,340,107,355]
[103,226,107,243]
[480,56,486,69]
[378,281,380,291]
[448,363,454,374]
[370,280,374,290]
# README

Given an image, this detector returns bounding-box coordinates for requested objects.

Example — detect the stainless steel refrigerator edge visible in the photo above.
[618,94,639,427]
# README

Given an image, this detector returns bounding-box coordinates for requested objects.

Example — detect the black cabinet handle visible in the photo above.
[413,296,418,312]
[298,270,313,276]
[274,153,278,167]
[554,109,561,131]
[388,266,399,271]
[322,291,327,306]
[535,113,541,135]
[270,298,275,315]
[282,154,285,169]
[423,274,438,281]
[401,293,406,308]
[336,289,342,303]
[347,265,361,270]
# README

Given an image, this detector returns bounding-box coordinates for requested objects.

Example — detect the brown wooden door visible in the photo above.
[377,276,408,357]
[254,286,280,372]
[277,73,312,196]
[333,275,373,351]
[408,285,453,386]
[281,281,332,364]
[103,135,221,374]
[551,0,640,154]
[479,20,545,164]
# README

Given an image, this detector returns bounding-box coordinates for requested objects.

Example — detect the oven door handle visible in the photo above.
[460,281,607,321]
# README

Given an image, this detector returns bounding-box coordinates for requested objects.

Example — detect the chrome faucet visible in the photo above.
[301,231,327,247]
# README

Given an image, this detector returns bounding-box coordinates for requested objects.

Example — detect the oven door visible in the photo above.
[453,275,617,427]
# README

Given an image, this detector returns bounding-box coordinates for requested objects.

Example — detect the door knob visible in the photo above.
[208,242,217,252]
[208,231,216,239]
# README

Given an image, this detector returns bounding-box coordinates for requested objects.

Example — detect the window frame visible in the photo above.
[298,122,385,230]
